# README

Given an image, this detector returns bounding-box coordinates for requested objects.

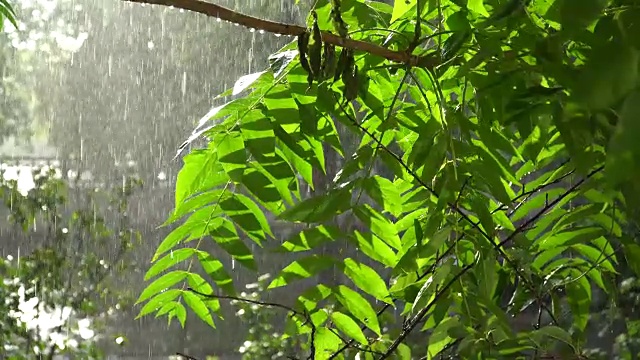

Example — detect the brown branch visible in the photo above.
[122,0,440,68]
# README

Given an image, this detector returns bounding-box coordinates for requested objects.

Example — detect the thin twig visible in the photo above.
[188,287,301,313]
[187,287,316,359]
[497,165,604,249]
[176,352,199,360]
[378,261,477,359]
[122,0,440,68]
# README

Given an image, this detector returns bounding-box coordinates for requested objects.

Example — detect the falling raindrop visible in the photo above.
[181,71,187,98]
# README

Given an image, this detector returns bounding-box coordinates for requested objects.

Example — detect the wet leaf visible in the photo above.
[330,311,368,345]
[268,255,336,288]
[335,285,381,335]
[343,258,392,304]
[137,271,188,304]
[278,225,341,252]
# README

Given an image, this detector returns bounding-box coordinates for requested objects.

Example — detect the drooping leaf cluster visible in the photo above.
[0,0,17,30]
[137,0,640,358]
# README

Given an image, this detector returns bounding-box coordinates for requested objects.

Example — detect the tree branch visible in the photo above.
[122,0,440,68]
[187,287,315,359]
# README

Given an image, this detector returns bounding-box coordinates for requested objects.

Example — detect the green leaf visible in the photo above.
[154,206,222,261]
[313,327,342,359]
[278,187,352,223]
[606,90,640,187]
[159,301,187,328]
[335,285,381,336]
[343,258,392,304]
[219,193,273,245]
[209,218,256,271]
[330,311,368,345]
[297,284,333,311]
[624,244,640,277]
[0,0,17,29]
[137,271,188,304]
[349,231,397,268]
[145,248,196,281]
[174,148,227,210]
[566,270,591,333]
[166,189,225,225]
[268,255,336,288]
[572,42,639,110]
[468,0,490,17]
[196,250,236,296]
[478,253,498,300]
[353,204,402,250]
[183,291,216,328]
[531,326,575,351]
[427,317,457,359]
[232,71,269,96]
[391,0,416,23]
[559,0,607,33]
[278,225,341,252]
[215,131,247,182]
[362,176,403,216]
[137,289,182,318]
[268,50,298,78]
[240,109,276,160]
[242,165,289,213]
[412,260,452,314]
[396,343,412,360]
[536,228,603,251]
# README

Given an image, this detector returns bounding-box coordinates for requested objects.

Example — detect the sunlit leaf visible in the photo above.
[334,285,381,336]
[145,248,196,281]
[278,187,353,223]
[330,311,368,345]
[183,291,216,328]
[268,255,336,288]
[209,217,256,270]
[137,271,188,304]
[313,327,342,359]
[278,225,341,252]
[343,258,392,304]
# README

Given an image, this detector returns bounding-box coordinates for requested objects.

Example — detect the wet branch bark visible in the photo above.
[122,0,440,68]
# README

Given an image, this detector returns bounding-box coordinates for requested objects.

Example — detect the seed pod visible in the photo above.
[334,48,349,83]
[343,65,358,101]
[330,0,349,39]
[321,42,336,81]
[308,11,323,79]
[341,50,358,101]
[297,32,311,74]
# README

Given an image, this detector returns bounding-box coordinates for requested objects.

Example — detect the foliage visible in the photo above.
[0,0,17,30]
[0,164,142,359]
[137,0,640,359]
